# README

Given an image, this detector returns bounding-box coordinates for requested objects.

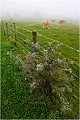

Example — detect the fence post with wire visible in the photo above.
[1,21,3,32]
[6,23,9,40]
[14,23,17,41]
[32,30,38,51]
[3,22,6,35]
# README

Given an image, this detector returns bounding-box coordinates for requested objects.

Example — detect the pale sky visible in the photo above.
[1,0,79,20]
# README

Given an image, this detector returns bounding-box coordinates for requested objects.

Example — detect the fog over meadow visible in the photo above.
[1,0,79,20]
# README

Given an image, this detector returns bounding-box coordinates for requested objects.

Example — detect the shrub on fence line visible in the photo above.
[6,42,75,118]
[27,44,74,115]
[21,43,73,114]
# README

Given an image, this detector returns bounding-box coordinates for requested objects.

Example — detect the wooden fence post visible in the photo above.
[1,21,3,31]
[14,23,17,41]
[6,23,9,40]
[32,30,37,51]
[32,30,37,44]
[3,22,6,35]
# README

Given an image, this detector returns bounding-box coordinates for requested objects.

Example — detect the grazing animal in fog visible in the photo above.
[59,20,66,24]
[52,20,55,22]
[42,20,50,29]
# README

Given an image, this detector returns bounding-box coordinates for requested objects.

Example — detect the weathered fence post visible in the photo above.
[32,30,37,44]
[6,23,9,40]
[3,22,6,35]
[32,30,37,51]
[1,21,3,31]
[14,23,17,41]
[10,17,12,26]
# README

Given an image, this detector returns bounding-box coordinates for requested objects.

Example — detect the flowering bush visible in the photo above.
[7,42,74,118]
[22,43,73,105]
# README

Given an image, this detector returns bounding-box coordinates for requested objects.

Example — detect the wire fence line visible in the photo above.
[2,22,79,59]
[17,31,29,38]
[15,23,79,53]
[17,26,79,66]
[10,24,80,62]
[10,23,80,53]
[16,25,32,33]
[8,30,15,35]
[2,22,79,54]
[8,27,14,32]
[9,34,15,38]
[14,32,79,70]
[38,33,79,53]
[4,22,79,52]
[18,38,32,52]
[1,21,79,79]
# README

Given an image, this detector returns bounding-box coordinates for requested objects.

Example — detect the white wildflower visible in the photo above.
[30,82,36,88]
[32,42,38,48]
[30,82,36,92]
[57,58,62,64]
[35,43,38,48]
[52,49,54,51]
[36,63,44,72]
[61,97,71,111]
[69,69,72,73]
[63,102,71,111]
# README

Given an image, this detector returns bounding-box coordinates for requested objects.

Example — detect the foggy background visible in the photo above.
[1,0,79,20]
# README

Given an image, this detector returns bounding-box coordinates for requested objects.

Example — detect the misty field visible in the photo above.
[1,20,79,119]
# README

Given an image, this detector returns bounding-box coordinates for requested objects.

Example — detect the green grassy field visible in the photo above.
[1,20,79,119]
